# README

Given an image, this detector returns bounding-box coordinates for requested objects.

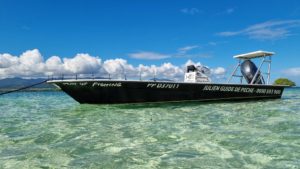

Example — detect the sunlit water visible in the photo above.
[0,88,299,168]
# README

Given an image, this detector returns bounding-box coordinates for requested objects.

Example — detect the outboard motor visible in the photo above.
[241,60,264,84]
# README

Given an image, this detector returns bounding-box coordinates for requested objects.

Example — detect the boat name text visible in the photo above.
[62,82,122,87]
[92,82,122,87]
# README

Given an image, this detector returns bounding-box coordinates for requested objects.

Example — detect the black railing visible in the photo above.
[46,72,178,82]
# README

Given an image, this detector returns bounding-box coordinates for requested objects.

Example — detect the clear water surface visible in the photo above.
[0,88,299,168]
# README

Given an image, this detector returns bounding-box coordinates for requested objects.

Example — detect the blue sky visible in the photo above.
[1,0,300,84]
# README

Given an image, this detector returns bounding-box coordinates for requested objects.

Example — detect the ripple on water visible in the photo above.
[0,89,300,168]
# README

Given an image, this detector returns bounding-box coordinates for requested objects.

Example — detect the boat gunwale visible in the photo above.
[46,79,289,87]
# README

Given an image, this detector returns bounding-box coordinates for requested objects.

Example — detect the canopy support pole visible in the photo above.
[250,57,265,84]
[227,60,241,84]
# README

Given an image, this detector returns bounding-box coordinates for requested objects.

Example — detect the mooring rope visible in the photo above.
[0,80,48,96]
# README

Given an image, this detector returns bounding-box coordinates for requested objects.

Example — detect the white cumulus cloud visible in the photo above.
[102,58,136,79]
[63,53,101,74]
[0,49,45,77]
[0,53,19,68]
[0,49,226,82]
[45,56,65,75]
[156,63,184,79]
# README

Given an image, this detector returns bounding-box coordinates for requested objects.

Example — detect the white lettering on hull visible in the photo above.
[62,82,122,87]
[62,82,77,86]
[203,85,281,95]
[147,83,180,89]
[92,82,122,87]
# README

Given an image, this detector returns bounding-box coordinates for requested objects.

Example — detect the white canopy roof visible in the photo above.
[233,50,275,59]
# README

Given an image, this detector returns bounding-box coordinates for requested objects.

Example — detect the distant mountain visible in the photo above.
[0,77,55,89]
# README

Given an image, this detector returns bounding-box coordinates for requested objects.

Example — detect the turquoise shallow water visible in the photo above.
[0,88,299,168]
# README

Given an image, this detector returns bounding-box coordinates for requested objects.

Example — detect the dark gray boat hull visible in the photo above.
[47,80,285,104]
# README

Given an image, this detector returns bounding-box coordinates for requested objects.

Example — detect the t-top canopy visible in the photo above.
[233,50,275,59]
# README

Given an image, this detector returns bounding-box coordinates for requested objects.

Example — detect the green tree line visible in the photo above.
[274,78,296,86]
